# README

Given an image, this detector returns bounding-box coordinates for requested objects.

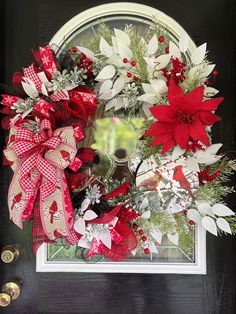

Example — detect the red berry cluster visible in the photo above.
[133,223,150,255]
[118,206,138,223]
[161,56,186,86]
[198,168,222,186]
[183,210,194,225]
[122,58,138,81]
[159,35,165,43]
[70,46,78,53]
[123,58,136,67]
[157,35,169,53]
[79,52,94,77]
[186,138,205,153]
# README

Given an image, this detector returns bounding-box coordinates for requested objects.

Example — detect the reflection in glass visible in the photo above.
[91,117,143,180]
[47,232,195,263]
[92,118,138,162]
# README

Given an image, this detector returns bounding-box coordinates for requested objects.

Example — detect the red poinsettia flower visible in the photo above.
[145,78,223,154]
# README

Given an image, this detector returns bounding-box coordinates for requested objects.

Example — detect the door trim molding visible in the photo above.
[36,226,206,274]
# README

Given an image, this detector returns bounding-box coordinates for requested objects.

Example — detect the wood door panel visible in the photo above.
[0,0,236,313]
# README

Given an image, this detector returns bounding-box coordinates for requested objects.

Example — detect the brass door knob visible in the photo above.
[0,292,11,307]
[0,282,21,307]
[1,246,19,263]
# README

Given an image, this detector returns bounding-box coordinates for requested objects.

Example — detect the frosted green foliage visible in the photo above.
[226,217,236,235]
[196,158,235,204]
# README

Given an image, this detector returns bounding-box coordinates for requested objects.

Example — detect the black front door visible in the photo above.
[0,0,236,313]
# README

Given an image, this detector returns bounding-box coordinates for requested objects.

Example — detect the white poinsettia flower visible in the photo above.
[9,75,49,124]
[96,29,137,107]
[73,198,97,235]
[144,32,189,72]
[77,217,118,250]
[171,143,223,173]
[187,201,235,236]
[103,80,139,111]
[138,79,168,104]
[138,79,168,116]
[94,217,118,249]
[185,143,223,172]
[97,29,132,69]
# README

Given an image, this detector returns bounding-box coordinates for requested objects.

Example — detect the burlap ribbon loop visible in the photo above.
[4,119,78,239]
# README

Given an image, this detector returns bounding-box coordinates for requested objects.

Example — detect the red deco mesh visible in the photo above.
[100,222,137,262]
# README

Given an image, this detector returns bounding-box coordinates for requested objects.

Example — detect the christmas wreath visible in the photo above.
[1,21,236,262]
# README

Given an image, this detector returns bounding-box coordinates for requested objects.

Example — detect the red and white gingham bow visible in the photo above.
[4,119,78,241]
[13,119,62,199]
